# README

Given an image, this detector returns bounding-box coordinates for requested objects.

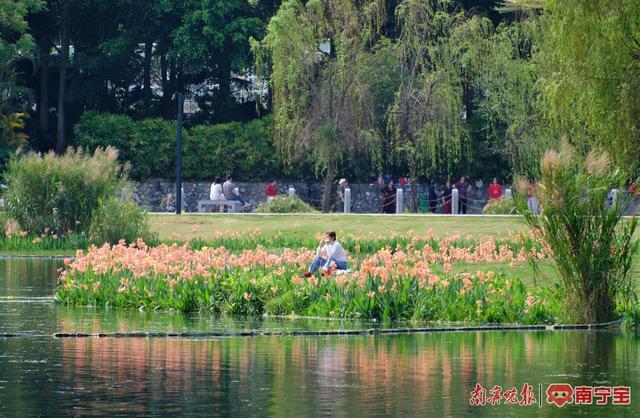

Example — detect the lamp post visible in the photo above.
[176,93,184,214]
[175,91,200,214]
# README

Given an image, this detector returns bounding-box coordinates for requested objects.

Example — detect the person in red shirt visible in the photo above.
[488,177,502,200]
[265,180,277,200]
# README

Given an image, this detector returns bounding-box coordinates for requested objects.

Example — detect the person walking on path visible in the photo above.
[527,180,540,215]
[337,178,348,204]
[382,179,396,214]
[304,231,348,277]
[443,179,452,214]
[455,176,472,214]
[265,180,277,200]
[489,177,503,200]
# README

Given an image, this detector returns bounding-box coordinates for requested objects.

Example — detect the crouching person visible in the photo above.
[304,231,348,277]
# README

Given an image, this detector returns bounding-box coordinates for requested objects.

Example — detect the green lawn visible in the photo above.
[150,214,529,241]
[150,213,640,289]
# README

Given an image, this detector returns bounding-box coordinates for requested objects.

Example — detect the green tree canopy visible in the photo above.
[0,0,44,163]
[541,0,640,172]
[388,0,474,208]
[254,0,386,211]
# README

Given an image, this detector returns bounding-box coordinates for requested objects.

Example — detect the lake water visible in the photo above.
[0,258,638,417]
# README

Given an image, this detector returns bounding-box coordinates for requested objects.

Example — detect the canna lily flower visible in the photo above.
[526,294,536,308]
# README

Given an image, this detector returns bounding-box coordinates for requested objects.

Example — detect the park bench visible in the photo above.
[197,199,241,213]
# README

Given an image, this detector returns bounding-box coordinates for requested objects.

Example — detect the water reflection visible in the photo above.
[0,256,60,297]
[24,332,631,417]
[0,258,639,417]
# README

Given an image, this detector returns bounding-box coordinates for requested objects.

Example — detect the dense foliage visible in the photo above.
[4,147,125,234]
[0,0,43,167]
[540,0,640,172]
[3,0,638,185]
[74,112,287,180]
[2,147,152,244]
[253,0,386,210]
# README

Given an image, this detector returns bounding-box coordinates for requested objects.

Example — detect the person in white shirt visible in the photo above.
[210,177,224,200]
[209,177,225,212]
[304,231,348,277]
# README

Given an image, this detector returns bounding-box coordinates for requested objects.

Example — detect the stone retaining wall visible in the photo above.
[132,179,493,214]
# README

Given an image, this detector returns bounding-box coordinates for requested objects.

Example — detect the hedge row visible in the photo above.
[73,112,292,181]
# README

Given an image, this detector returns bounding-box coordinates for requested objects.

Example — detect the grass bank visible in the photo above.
[3,214,639,289]
[150,214,529,242]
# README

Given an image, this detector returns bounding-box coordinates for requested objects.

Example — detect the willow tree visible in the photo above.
[540,0,640,172]
[463,14,554,177]
[389,0,469,211]
[252,0,385,212]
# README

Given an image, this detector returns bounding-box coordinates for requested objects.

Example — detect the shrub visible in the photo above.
[254,195,317,213]
[184,117,280,180]
[4,147,126,235]
[74,112,175,180]
[74,113,291,181]
[483,197,516,214]
[515,141,639,323]
[89,197,157,245]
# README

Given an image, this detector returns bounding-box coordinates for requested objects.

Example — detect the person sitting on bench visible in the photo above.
[209,177,225,212]
[223,175,247,207]
[304,231,348,277]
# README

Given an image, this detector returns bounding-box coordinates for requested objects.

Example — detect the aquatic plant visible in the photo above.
[56,241,560,323]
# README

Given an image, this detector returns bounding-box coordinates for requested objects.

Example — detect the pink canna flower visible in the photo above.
[526,294,536,308]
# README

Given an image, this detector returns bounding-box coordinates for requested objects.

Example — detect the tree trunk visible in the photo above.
[143,40,153,111]
[160,54,171,118]
[56,0,70,154]
[410,161,418,213]
[321,153,336,213]
[38,55,49,135]
[321,65,337,214]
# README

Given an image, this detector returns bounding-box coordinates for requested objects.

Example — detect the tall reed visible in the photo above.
[516,141,638,323]
[4,147,126,235]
